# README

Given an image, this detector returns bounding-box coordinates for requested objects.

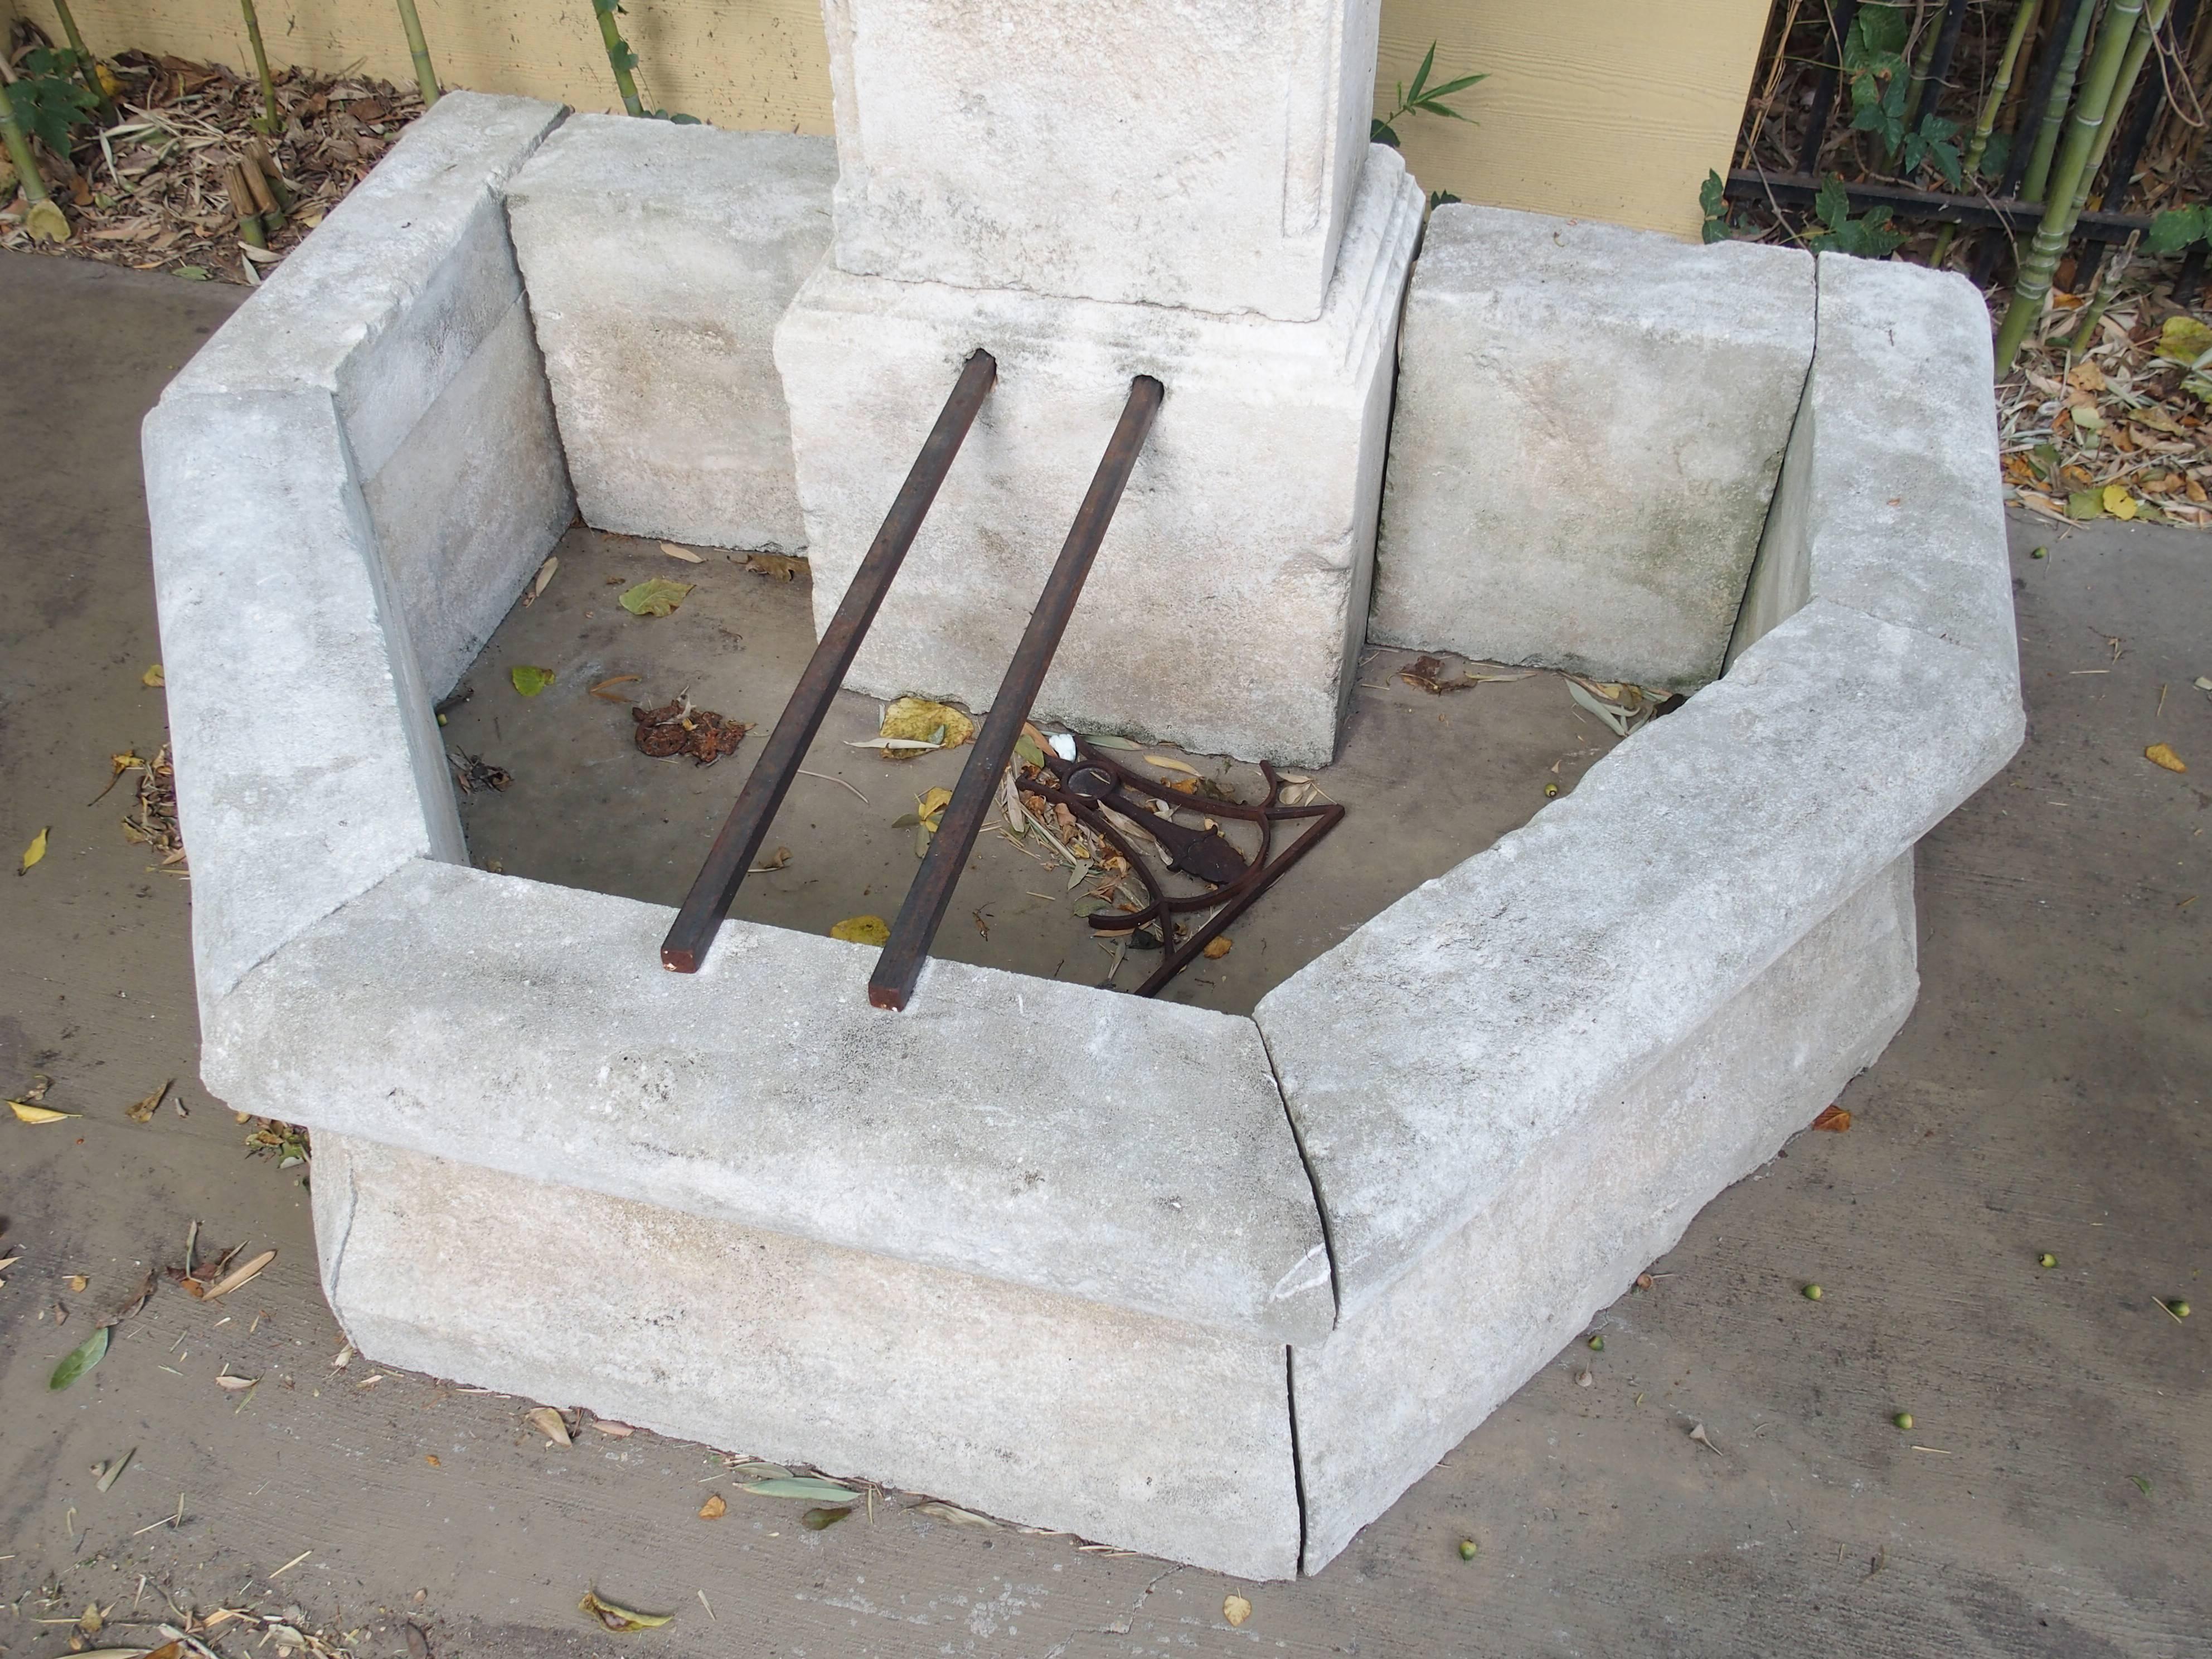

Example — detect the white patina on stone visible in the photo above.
[1255,598,2023,1320]
[1371,207,1815,690]
[315,1134,1303,1580]
[159,92,574,695]
[507,117,836,552]
[208,859,1333,1344]
[1289,855,1918,1572]
[1730,255,2017,681]
[822,0,1380,320]
[143,391,461,1010]
[779,147,1422,765]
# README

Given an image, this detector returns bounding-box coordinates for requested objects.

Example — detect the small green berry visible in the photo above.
[1802,1283,1822,1301]
[2173,1300,2192,1318]
[2030,545,2049,559]
[2038,1253,2057,1269]
[1893,1411,1914,1431]
[1458,1538,1478,1561]
[1588,1335,1604,1351]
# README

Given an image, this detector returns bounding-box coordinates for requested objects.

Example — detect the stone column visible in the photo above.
[778,0,1421,765]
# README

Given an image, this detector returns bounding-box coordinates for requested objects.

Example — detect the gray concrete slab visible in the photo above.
[2,248,2206,1657]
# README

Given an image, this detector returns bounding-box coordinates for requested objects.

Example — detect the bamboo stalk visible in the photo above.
[1905,0,1969,133]
[1932,0,2043,265]
[1997,0,2153,370]
[47,0,113,118]
[237,147,282,230]
[2070,0,2172,218]
[2022,0,2099,202]
[237,0,283,135]
[590,0,647,117]
[0,52,70,242]
[394,0,440,109]
[242,138,293,213]
[224,159,267,249]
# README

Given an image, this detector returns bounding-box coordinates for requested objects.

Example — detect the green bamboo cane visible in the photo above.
[1996,0,2151,369]
[0,54,69,242]
[394,0,441,108]
[1900,0,1951,146]
[590,0,647,117]
[48,0,113,119]
[1931,0,2043,267]
[237,0,283,136]
[2068,0,2168,219]
[2022,0,2099,201]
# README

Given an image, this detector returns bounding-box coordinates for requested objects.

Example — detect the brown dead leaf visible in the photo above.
[67,1273,89,1292]
[659,542,705,563]
[1223,1594,1253,1628]
[1811,1103,1852,1132]
[580,1591,672,1632]
[697,1493,727,1519]
[1202,936,1233,960]
[2145,742,2187,773]
[740,552,808,581]
[589,675,642,702]
[590,1420,635,1437]
[525,1405,573,1447]
[215,1373,257,1390]
[127,1079,173,1124]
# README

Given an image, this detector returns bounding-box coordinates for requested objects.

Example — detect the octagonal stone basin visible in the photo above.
[143,95,2023,1580]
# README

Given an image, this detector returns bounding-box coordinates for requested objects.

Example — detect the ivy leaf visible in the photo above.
[2147,206,2208,255]
[1813,177,1852,232]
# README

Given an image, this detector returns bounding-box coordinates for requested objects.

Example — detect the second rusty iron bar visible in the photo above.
[660,347,997,972]
[869,373,1165,1011]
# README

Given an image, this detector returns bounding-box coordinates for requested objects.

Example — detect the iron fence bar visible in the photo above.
[1724,167,2153,235]
[867,373,1165,1012]
[1798,0,1862,177]
[659,347,998,973]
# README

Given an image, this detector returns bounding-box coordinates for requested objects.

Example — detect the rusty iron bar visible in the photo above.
[659,348,997,973]
[869,374,1165,1011]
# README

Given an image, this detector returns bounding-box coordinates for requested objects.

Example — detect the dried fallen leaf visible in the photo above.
[215,1374,257,1390]
[590,1419,634,1437]
[10,1099,80,1124]
[829,915,890,947]
[619,578,693,617]
[579,1592,672,1633]
[510,664,555,697]
[1202,936,1234,960]
[913,1500,997,1527]
[697,1493,727,1520]
[1688,1422,1721,1453]
[68,1274,89,1292]
[659,542,705,562]
[1145,755,1200,775]
[741,552,808,581]
[50,1325,109,1391]
[2145,742,2187,773]
[2103,484,2139,521]
[127,1079,173,1124]
[801,1505,851,1531]
[95,1447,134,1491]
[202,1248,275,1299]
[877,696,973,758]
[142,663,166,687]
[589,675,643,702]
[525,1405,573,1447]
[21,827,50,874]
[1223,1594,1253,1628]
[1811,1103,1851,1132]
[521,555,559,607]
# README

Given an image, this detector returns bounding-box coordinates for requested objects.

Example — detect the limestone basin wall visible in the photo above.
[143,95,2024,1580]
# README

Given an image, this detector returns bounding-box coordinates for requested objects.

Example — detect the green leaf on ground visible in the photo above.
[618,578,693,618]
[509,665,556,696]
[50,1325,109,1391]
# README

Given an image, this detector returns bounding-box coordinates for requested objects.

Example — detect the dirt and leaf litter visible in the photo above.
[443,522,1639,1014]
[2002,295,2212,529]
[1,36,429,285]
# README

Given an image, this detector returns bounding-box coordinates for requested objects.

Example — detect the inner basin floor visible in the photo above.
[439,521,1624,1014]
[2,250,2206,1658]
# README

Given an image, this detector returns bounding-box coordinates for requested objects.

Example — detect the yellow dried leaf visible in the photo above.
[142,663,165,687]
[918,786,954,823]
[2145,742,2187,773]
[1145,755,1200,775]
[21,827,48,874]
[830,914,890,945]
[580,1592,672,1633]
[877,696,973,759]
[659,542,705,563]
[1223,1594,1253,1628]
[1202,936,1234,960]
[9,1099,79,1124]
[2103,484,2137,520]
[526,1405,573,1446]
[67,1273,89,1291]
[697,1493,727,1519]
[127,1079,172,1124]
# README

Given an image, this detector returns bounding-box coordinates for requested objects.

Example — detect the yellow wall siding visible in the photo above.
[18,0,1769,240]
